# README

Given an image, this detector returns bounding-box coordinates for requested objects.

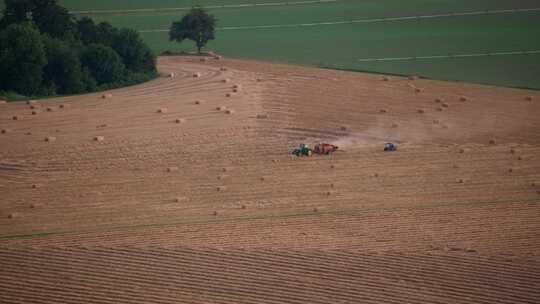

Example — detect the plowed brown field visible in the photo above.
[1,56,539,303]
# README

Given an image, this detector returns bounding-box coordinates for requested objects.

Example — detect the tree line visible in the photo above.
[0,0,157,99]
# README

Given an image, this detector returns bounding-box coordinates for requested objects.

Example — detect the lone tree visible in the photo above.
[169,7,216,54]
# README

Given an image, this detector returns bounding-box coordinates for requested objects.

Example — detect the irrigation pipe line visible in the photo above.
[138,7,540,33]
[70,0,338,15]
[357,50,540,62]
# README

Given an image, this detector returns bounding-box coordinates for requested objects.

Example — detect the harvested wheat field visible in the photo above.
[1,56,540,303]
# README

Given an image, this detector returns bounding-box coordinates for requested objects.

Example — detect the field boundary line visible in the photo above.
[138,7,540,33]
[357,50,540,62]
[70,0,338,15]
[1,198,537,241]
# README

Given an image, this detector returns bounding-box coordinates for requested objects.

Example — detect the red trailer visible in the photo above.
[313,143,339,155]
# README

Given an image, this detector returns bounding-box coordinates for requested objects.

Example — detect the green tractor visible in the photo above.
[292,143,312,157]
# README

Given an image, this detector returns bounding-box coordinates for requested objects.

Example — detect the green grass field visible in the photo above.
[46,1,540,88]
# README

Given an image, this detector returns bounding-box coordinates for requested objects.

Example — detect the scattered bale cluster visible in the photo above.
[94,136,105,142]
[175,118,186,124]
[193,72,201,78]
[167,166,179,172]
[157,108,168,113]
[257,114,269,119]
[102,93,112,99]
[45,136,56,142]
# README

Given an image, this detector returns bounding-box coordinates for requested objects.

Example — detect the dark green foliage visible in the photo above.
[0,0,156,99]
[81,44,125,85]
[112,28,156,73]
[0,23,47,95]
[169,7,216,54]
[42,37,86,94]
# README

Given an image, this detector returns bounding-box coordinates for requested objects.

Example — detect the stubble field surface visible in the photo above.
[1,56,540,303]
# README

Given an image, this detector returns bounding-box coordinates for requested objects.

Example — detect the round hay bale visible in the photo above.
[27,100,37,105]
[31,184,38,189]
[325,191,334,196]
[174,197,186,203]
[12,115,19,120]
[240,204,246,209]
[217,175,227,180]
[45,136,56,142]
[29,203,36,209]
[508,168,513,173]
[7,213,18,219]
[379,109,388,113]
[225,109,235,114]
[457,178,465,184]
[256,78,263,82]
[46,107,55,112]
[408,75,418,80]
[417,109,425,114]
[167,166,179,172]
[232,84,242,90]
[433,119,440,124]
[488,139,496,145]
[232,88,239,93]
[525,96,533,101]
[257,114,269,119]
[435,98,443,103]
[59,104,68,109]
[220,67,228,71]
[175,118,186,124]
[193,72,201,78]
[391,123,399,128]
[200,57,208,62]
[330,164,336,169]
[216,106,227,111]
[340,126,348,131]
[225,93,232,97]
[510,148,517,154]
[29,104,40,109]
[373,173,379,178]
[459,96,468,102]
[168,72,176,78]
[382,76,390,81]
[1,129,8,134]
[459,148,467,153]
[442,103,449,108]
[222,167,230,172]
[213,211,218,216]
[157,108,168,113]
[415,88,423,93]
[222,78,230,83]
[194,100,204,105]
[102,93,112,99]
[94,136,105,142]
[217,186,226,192]
[436,107,443,112]
[31,110,39,115]
[517,156,523,160]
[313,207,319,212]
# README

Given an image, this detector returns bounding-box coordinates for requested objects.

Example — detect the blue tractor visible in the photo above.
[384,143,397,151]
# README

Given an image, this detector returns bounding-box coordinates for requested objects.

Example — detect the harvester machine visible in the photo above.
[313,143,339,155]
